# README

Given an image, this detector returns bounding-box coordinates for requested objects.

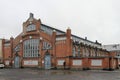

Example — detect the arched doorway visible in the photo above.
[14,52,20,68]
[44,51,51,69]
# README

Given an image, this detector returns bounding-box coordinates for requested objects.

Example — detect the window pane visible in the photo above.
[23,39,39,57]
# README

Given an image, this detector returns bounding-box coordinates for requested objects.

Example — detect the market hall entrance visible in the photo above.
[44,51,51,69]
[14,53,20,68]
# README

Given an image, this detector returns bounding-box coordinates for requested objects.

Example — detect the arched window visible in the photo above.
[23,39,39,57]
[86,48,89,57]
[72,47,76,57]
[26,24,36,31]
[93,49,95,57]
[78,47,80,57]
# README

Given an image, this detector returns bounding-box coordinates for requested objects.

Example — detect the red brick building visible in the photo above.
[103,44,120,66]
[0,13,119,70]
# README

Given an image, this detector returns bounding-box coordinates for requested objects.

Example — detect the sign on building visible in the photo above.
[91,60,102,66]
[58,60,65,65]
[5,60,10,65]
[73,60,82,66]
[24,60,38,66]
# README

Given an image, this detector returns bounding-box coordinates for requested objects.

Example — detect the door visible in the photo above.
[14,56,20,68]
[44,54,51,69]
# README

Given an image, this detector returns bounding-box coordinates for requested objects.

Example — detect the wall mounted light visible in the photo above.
[20,40,22,43]
[40,37,43,40]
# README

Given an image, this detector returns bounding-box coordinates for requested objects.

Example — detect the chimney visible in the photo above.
[30,13,34,18]
[96,40,98,43]
[85,37,87,40]
[66,27,71,39]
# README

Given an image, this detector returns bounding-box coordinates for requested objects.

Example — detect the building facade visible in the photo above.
[0,13,119,70]
[103,44,120,66]
[0,39,3,63]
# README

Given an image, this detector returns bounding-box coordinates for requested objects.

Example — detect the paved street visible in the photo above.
[0,68,120,80]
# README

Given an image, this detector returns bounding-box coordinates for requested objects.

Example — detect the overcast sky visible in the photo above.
[0,0,120,45]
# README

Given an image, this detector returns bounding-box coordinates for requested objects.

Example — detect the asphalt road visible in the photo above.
[0,68,120,80]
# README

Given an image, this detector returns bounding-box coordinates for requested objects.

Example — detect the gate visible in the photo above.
[44,52,51,69]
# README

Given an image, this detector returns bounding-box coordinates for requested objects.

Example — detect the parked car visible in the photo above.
[0,63,5,69]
